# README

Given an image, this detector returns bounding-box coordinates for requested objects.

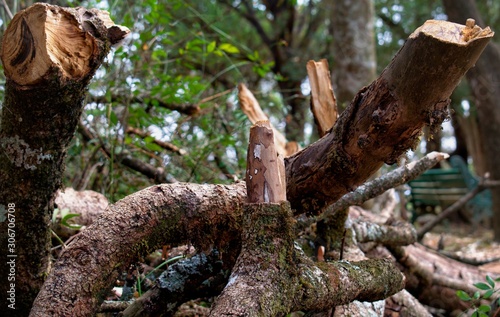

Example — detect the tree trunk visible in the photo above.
[330,0,377,111]
[443,0,500,241]
[0,4,127,315]
[0,6,494,314]
[390,243,495,312]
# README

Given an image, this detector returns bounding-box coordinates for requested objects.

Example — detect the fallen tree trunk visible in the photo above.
[390,243,498,313]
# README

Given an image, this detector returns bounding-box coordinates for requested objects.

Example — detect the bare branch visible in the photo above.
[126,127,186,156]
[322,152,449,221]
[78,123,176,183]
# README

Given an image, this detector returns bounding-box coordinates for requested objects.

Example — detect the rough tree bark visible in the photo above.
[0,5,494,316]
[0,3,128,315]
[443,0,500,242]
[330,0,377,110]
[286,19,494,215]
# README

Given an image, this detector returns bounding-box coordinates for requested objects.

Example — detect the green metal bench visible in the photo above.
[407,156,492,222]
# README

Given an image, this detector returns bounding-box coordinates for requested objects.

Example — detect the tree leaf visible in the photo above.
[486,275,495,288]
[219,43,240,54]
[207,41,216,53]
[483,289,494,299]
[478,305,491,312]
[474,282,492,291]
[457,290,472,301]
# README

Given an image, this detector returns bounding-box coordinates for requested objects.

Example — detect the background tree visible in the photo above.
[443,0,500,241]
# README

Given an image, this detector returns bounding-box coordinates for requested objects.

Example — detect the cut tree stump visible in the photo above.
[245,121,287,203]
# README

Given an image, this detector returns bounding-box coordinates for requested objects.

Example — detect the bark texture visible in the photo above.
[286,19,493,215]
[391,243,498,312]
[30,182,246,316]
[331,0,376,109]
[443,0,500,242]
[0,4,128,315]
[53,188,109,239]
[246,121,286,203]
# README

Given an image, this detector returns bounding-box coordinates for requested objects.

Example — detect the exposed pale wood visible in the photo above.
[238,83,294,156]
[307,59,338,137]
[246,120,286,203]
[21,17,496,316]
[1,4,129,86]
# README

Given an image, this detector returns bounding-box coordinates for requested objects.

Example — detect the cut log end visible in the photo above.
[246,121,286,203]
[0,3,130,86]
[410,19,494,45]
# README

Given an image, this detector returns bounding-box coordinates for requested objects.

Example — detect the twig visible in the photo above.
[320,152,449,223]
[1,0,13,20]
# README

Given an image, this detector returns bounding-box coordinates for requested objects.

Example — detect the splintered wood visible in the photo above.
[246,121,286,203]
[238,83,293,156]
[307,59,338,137]
[0,3,130,86]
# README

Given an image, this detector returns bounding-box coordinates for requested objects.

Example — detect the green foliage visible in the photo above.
[457,275,500,317]
[52,208,83,230]
[0,0,498,201]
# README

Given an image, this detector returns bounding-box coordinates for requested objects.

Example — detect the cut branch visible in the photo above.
[25,18,494,316]
[245,121,286,203]
[286,20,493,215]
[390,243,498,312]
[30,182,247,316]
